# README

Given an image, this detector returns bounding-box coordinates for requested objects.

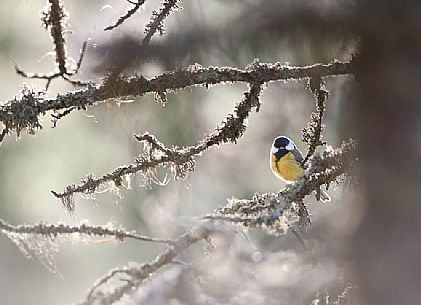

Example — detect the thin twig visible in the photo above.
[0,218,174,245]
[80,224,210,305]
[135,132,173,155]
[0,127,8,144]
[85,268,135,302]
[143,0,181,45]
[289,226,308,250]
[302,77,329,165]
[104,0,147,31]
[74,40,88,74]
[51,107,75,127]
[15,0,87,89]
[104,0,181,47]
[103,0,182,87]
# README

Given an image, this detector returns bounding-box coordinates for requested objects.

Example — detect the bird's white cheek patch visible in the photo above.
[271,146,279,154]
[286,142,294,151]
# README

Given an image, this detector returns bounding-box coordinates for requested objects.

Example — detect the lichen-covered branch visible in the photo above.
[80,224,210,305]
[0,85,96,142]
[104,0,180,42]
[204,140,356,232]
[79,140,356,305]
[0,217,174,274]
[43,0,67,74]
[301,77,329,165]
[143,0,181,45]
[0,218,173,244]
[104,0,147,31]
[0,60,353,143]
[15,0,180,89]
[52,81,263,213]
[96,60,353,101]
[14,0,87,89]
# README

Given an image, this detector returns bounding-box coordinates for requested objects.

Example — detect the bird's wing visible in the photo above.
[292,147,304,164]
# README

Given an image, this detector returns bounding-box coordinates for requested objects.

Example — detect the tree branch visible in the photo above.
[0,218,173,245]
[52,81,263,214]
[14,0,87,89]
[203,140,356,230]
[78,140,356,305]
[44,0,67,74]
[143,0,181,45]
[0,60,354,141]
[302,77,329,165]
[80,224,210,305]
[104,0,147,31]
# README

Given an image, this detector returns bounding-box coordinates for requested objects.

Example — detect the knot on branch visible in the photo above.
[96,72,149,101]
[246,59,269,84]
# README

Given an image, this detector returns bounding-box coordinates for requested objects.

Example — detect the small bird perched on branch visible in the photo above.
[270,136,330,202]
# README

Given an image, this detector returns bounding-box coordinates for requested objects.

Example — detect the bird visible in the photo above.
[270,135,330,202]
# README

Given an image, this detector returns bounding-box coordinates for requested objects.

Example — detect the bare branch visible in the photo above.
[52,82,263,213]
[104,0,147,31]
[0,126,8,144]
[51,106,75,127]
[1,60,354,141]
[14,66,62,91]
[0,218,173,245]
[75,40,88,74]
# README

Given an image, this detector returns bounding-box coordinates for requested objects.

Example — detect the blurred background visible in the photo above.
[0,1,359,304]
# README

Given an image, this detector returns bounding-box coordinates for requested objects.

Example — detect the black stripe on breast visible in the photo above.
[274,148,289,161]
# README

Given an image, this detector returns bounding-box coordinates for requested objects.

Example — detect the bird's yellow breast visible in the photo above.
[271,153,304,182]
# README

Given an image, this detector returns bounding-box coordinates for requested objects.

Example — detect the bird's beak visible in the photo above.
[286,142,294,151]
[271,146,278,154]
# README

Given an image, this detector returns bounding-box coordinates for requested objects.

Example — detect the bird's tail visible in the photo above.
[315,188,331,202]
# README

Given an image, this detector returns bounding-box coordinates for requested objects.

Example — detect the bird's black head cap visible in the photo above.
[273,136,291,149]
